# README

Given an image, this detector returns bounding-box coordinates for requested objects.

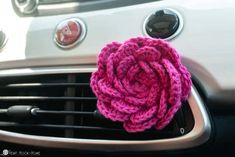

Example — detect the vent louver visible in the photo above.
[0,73,194,140]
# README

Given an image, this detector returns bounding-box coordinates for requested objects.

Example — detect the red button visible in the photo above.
[55,19,84,48]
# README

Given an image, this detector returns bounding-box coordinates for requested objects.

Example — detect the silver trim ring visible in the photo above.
[14,0,39,14]
[54,18,87,49]
[0,28,8,52]
[143,8,184,40]
[0,66,211,151]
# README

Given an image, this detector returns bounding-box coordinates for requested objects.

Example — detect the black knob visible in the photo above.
[145,9,180,39]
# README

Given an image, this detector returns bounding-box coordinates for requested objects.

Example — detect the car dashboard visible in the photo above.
[0,0,235,156]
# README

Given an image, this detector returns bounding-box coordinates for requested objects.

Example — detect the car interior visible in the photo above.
[0,0,234,156]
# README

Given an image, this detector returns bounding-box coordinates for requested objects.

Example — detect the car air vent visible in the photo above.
[0,73,194,140]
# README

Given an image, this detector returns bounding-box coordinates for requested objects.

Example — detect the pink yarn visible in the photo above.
[90,37,192,133]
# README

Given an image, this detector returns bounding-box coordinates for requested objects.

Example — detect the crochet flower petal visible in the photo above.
[111,99,140,114]
[130,106,157,124]
[97,100,129,122]
[162,59,182,105]
[98,42,121,73]
[98,79,123,98]
[124,117,158,133]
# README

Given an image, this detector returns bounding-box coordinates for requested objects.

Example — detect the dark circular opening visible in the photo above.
[145,9,180,39]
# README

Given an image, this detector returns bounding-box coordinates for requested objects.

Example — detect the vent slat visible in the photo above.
[35,109,94,116]
[0,122,175,136]
[0,96,97,101]
[0,83,89,88]
[0,122,123,131]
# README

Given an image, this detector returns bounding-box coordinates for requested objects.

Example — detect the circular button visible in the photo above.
[144,9,183,40]
[54,18,86,49]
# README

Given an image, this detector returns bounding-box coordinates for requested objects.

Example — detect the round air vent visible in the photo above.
[143,8,183,40]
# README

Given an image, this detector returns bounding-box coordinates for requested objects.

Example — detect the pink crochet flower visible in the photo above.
[90,37,192,133]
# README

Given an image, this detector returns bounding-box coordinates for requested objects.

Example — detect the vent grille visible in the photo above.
[0,73,194,140]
